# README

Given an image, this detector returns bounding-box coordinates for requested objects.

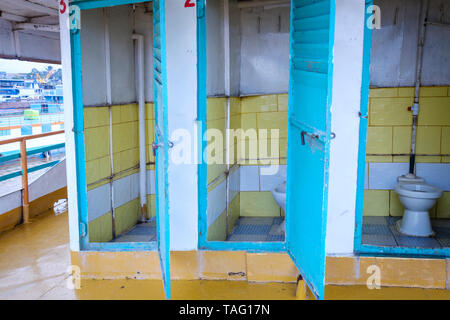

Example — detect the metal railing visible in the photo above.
[0,130,65,223]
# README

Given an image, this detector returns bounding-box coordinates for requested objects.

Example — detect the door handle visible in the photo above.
[152,141,174,156]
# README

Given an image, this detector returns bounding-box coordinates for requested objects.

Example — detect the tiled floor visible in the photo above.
[362,216,450,249]
[112,220,157,243]
[227,217,285,242]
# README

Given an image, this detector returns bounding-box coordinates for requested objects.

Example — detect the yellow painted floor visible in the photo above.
[0,209,448,300]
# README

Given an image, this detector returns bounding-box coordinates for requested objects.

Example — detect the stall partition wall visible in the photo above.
[85,103,157,242]
[354,0,450,257]
[206,96,288,241]
[198,0,337,299]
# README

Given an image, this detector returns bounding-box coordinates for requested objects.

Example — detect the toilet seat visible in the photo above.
[395,183,442,199]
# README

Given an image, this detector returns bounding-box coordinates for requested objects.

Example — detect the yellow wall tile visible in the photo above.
[114,148,139,174]
[366,126,392,154]
[363,190,389,216]
[145,103,154,120]
[84,107,109,129]
[393,126,412,154]
[171,251,199,280]
[207,98,226,121]
[369,97,412,126]
[436,192,450,218]
[415,156,442,163]
[241,95,277,113]
[393,156,410,163]
[86,156,111,185]
[389,191,403,217]
[112,122,139,154]
[419,87,448,97]
[88,212,113,243]
[257,111,288,138]
[398,87,414,98]
[228,194,240,234]
[114,198,140,236]
[277,94,289,111]
[112,104,139,124]
[442,127,450,155]
[207,210,227,241]
[85,126,110,161]
[240,113,257,132]
[207,163,226,184]
[418,97,450,126]
[240,191,281,217]
[230,97,241,115]
[369,88,398,98]
[366,155,393,163]
[416,126,441,154]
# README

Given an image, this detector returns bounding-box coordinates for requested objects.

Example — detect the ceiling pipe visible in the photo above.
[14,22,59,32]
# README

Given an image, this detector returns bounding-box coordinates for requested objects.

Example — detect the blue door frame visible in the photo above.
[196,0,285,253]
[353,0,449,258]
[70,0,159,252]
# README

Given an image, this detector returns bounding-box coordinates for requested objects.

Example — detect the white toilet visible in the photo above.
[395,174,443,237]
[271,181,286,212]
[271,181,286,234]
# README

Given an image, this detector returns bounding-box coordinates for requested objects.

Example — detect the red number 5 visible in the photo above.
[184,0,195,8]
[60,0,67,14]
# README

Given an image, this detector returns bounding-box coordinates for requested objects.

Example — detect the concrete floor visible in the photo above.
[0,209,449,300]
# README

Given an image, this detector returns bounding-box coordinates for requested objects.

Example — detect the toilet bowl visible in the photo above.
[395,174,443,237]
[271,181,286,235]
[271,181,286,212]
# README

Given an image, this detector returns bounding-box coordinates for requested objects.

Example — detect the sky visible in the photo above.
[0,59,60,74]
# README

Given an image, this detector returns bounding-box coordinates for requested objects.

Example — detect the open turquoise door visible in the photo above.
[286,0,336,300]
[153,0,171,300]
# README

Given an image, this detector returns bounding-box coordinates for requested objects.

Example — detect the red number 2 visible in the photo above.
[184,0,195,8]
[60,0,67,14]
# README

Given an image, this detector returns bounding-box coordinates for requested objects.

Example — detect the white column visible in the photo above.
[165,0,198,250]
[325,0,365,255]
[59,3,80,251]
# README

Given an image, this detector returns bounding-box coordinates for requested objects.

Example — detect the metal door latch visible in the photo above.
[152,141,174,156]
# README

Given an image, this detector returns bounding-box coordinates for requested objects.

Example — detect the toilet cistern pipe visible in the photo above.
[133,33,147,222]
[408,0,429,175]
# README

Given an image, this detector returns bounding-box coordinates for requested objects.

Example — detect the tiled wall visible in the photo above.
[84,104,156,242]
[364,87,450,218]
[206,95,288,240]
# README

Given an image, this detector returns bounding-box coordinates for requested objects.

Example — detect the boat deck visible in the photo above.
[0,209,448,300]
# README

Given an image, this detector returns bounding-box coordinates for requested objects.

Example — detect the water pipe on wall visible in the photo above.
[104,8,116,238]
[409,0,429,175]
[132,33,148,222]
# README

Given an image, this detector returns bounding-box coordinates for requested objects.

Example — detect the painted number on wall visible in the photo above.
[184,0,195,8]
[60,0,67,14]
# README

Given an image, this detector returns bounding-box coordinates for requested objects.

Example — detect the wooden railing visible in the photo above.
[0,130,65,223]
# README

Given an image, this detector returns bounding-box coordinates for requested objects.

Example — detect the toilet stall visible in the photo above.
[61,0,449,301]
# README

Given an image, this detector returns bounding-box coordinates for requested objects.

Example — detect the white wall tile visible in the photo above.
[228,165,240,204]
[207,180,227,227]
[87,183,111,222]
[368,163,409,190]
[146,170,156,194]
[417,163,450,191]
[259,165,286,191]
[240,165,259,191]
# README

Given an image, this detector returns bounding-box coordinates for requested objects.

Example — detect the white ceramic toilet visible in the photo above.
[271,181,286,234]
[271,181,286,212]
[395,174,443,237]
